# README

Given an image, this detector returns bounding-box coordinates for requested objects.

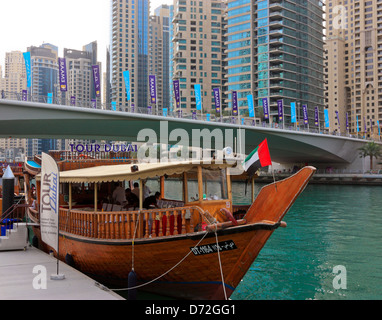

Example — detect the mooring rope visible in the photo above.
[214,227,228,300]
[112,230,210,292]
[131,211,140,271]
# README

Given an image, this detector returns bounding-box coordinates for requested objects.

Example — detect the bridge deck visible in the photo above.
[0,99,379,165]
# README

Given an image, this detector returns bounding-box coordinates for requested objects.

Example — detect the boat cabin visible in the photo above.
[33,160,246,240]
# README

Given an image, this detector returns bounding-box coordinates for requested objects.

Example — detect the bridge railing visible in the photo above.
[1,90,380,142]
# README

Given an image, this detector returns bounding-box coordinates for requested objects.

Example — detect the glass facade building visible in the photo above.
[225,0,325,126]
[138,0,149,110]
[111,0,149,110]
[169,5,174,113]
[28,44,59,102]
[149,5,171,112]
[27,43,59,157]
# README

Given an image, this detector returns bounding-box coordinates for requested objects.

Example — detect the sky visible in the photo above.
[0,0,172,74]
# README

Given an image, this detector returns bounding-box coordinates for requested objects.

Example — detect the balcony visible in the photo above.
[269,55,284,61]
[270,64,283,70]
[269,29,284,35]
[269,10,283,18]
[270,90,284,97]
[269,72,284,79]
[172,12,182,23]
[269,45,284,53]
[269,37,283,44]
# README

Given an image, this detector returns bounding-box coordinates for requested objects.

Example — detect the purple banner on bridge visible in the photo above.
[335,110,340,127]
[302,105,309,125]
[262,98,269,120]
[213,88,221,114]
[232,91,238,116]
[149,75,157,104]
[92,65,101,98]
[58,58,68,92]
[277,100,283,121]
[315,107,319,126]
[173,80,180,109]
[22,90,28,101]
[346,112,349,131]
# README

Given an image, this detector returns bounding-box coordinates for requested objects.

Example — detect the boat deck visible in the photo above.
[0,246,123,300]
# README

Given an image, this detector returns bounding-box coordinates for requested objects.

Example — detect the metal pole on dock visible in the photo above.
[2,166,14,218]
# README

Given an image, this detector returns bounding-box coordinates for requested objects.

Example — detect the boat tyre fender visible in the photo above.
[128,270,138,300]
[220,208,238,226]
[65,253,75,267]
[32,235,39,248]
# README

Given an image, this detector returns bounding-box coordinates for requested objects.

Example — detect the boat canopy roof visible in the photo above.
[36,160,241,183]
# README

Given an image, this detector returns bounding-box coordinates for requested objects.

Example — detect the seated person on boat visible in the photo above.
[143,192,161,209]
[112,182,126,205]
[124,188,139,208]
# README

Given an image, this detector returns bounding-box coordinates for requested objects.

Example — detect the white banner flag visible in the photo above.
[40,153,60,252]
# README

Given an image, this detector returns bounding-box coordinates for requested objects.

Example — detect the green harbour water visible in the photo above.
[117,180,382,300]
[230,182,382,300]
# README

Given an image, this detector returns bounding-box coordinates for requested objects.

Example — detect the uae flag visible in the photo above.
[243,139,272,178]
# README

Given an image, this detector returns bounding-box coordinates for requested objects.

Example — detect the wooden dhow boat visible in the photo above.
[25,153,315,300]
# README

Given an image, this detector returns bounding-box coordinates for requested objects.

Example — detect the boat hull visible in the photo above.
[32,222,280,300]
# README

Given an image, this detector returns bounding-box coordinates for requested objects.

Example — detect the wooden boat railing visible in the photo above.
[58,206,206,241]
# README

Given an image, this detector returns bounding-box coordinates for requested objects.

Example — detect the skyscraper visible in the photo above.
[28,43,59,102]
[83,41,101,102]
[325,0,381,138]
[225,0,325,126]
[169,4,175,113]
[0,51,27,94]
[110,0,150,111]
[149,5,171,112]
[64,41,101,107]
[172,0,227,113]
[64,48,93,105]
[0,51,27,161]
[27,44,60,157]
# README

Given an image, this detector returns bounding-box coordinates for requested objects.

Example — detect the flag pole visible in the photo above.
[220,87,223,123]
[52,194,64,280]
[271,165,278,192]
[251,177,255,203]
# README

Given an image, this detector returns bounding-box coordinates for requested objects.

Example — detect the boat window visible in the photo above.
[145,178,160,197]
[202,168,228,200]
[164,175,183,201]
[187,172,199,202]
[145,176,184,201]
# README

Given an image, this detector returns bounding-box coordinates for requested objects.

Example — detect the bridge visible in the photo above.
[0,99,378,170]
